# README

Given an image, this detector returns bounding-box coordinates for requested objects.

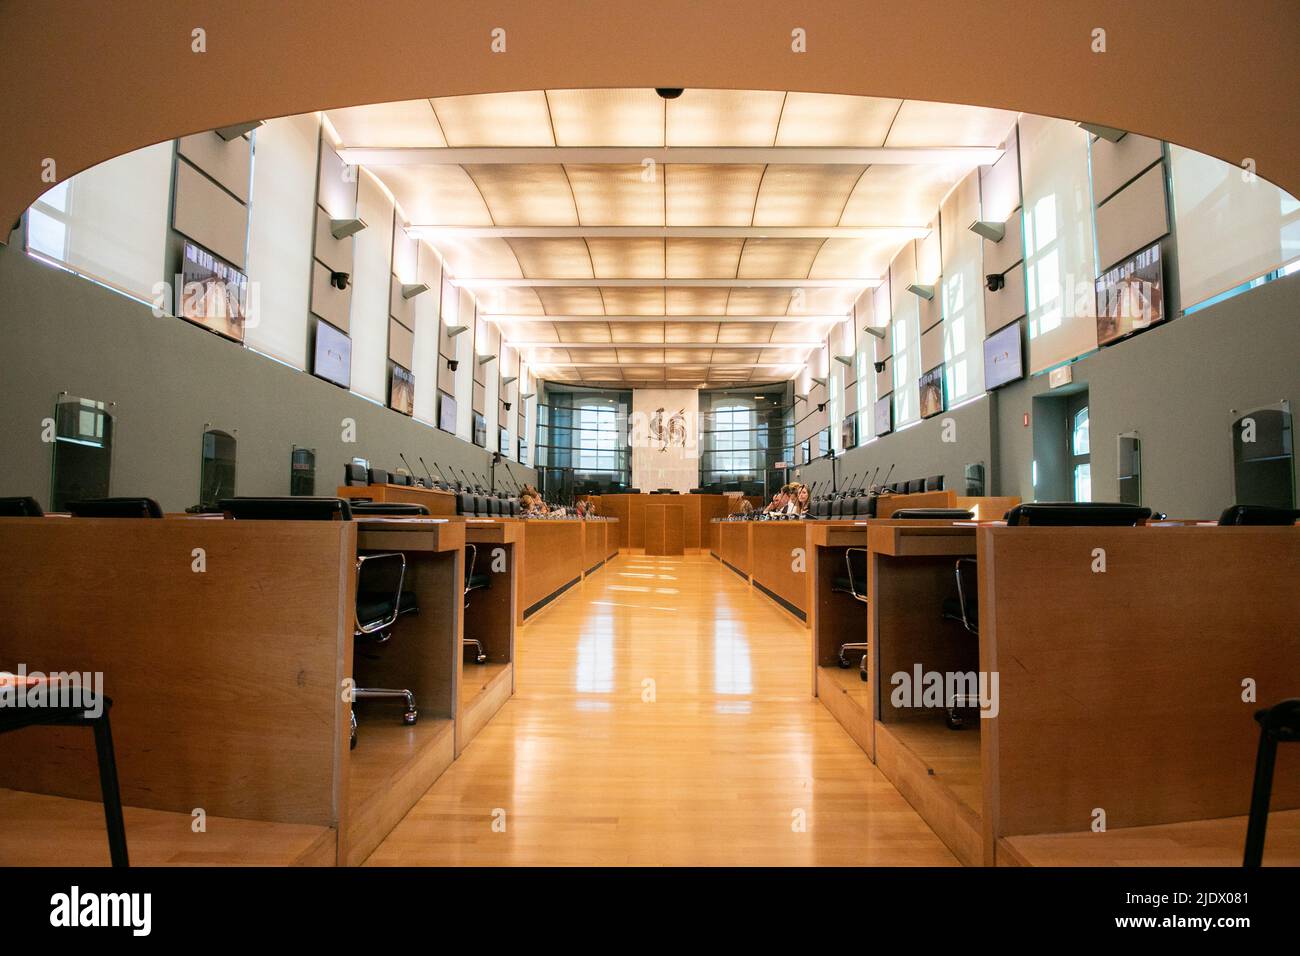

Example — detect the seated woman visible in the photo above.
[791,483,811,516]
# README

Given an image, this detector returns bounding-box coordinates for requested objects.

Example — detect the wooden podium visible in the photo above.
[644,502,685,555]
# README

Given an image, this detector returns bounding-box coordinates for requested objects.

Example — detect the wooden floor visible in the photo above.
[367,553,958,866]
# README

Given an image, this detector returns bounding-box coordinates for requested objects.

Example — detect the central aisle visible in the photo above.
[367,553,956,866]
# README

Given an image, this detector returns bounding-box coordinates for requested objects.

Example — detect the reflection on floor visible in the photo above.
[367,553,957,866]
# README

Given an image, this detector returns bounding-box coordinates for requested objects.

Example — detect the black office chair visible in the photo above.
[462,545,492,663]
[1244,698,1300,867]
[220,496,417,748]
[349,502,429,517]
[1004,501,1151,526]
[939,501,1151,729]
[830,547,870,681]
[0,496,44,516]
[344,462,368,487]
[891,508,974,520]
[908,478,926,494]
[221,496,352,520]
[67,497,163,518]
[1219,504,1300,526]
[367,468,390,486]
[925,475,945,492]
[0,678,128,866]
[389,472,411,487]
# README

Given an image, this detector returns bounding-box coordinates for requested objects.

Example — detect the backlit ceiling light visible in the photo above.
[1076,122,1127,143]
[906,283,935,301]
[969,220,1006,243]
[329,218,368,240]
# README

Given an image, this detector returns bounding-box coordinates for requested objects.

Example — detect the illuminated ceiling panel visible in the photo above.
[464,164,578,225]
[666,89,786,146]
[585,237,665,278]
[547,88,665,146]
[774,93,900,147]
[752,164,866,226]
[432,90,555,146]
[565,164,664,225]
[665,164,765,226]
[327,100,447,147]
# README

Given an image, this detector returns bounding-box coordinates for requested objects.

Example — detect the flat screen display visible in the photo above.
[518,438,528,463]
[841,412,858,451]
[499,426,509,455]
[818,427,832,458]
[180,240,247,343]
[874,393,893,437]
[473,412,487,448]
[312,319,351,389]
[1095,240,1166,346]
[801,438,811,464]
[983,321,1025,390]
[437,390,456,433]
[919,364,945,419]
[389,364,414,416]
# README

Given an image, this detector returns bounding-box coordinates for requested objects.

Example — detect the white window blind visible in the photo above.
[348,170,394,403]
[26,142,171,303]
[1169,145,1300,309]
[1020,114,1098,374]
[244,113,319,369]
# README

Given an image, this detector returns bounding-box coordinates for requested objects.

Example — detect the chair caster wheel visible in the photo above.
[476,654,487,664]
[945,713,964,730]
[859,669,869,683]
[403,710,418,725]
[349,712,358,749]
[837,657,851,669]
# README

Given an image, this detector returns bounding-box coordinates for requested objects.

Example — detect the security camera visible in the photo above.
[816,402,827,413]
[503,401,512,411]
[985,273,1005,293]
[873,359,886,374]
[655,88,684,99]
[330,270,351,291]
[447,358,459,372]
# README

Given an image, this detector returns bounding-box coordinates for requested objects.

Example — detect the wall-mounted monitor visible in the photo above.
[841,412,858,451]
[518,437,528,463]
[473,412,487,447]
[499,426,510,456]
[437,390,457,433]
[180,240,247,343]
[312,318,352,389]
[818,427,832,458]
[874,393,894,437]
[919,364,945,419]
[1096,240,1166,347]
[389,363,414,416]
[983,321,1025,390]
[801,438,811,464]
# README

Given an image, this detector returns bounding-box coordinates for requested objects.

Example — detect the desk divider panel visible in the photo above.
[979,525,1300,858]
[0,518,354,829]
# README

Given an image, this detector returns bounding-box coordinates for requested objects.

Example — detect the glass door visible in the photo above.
[1067,394,1091,502]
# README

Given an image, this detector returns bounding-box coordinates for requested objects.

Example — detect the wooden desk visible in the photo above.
[868,521,982,864]
[596,493,755,551]
[716,520,752,578]
[978,524,1300,865]
[338,483,457,516]
[644,503,685,556]
[515,519,586,625]
[459,519,520,752]
[808,521,873,757]
[0,514,464,866]
[748,521,809,622]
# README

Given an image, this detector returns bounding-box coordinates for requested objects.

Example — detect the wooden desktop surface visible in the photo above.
[338,483,457,515]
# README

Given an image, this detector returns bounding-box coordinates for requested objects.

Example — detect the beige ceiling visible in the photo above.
[326,89,1016,387]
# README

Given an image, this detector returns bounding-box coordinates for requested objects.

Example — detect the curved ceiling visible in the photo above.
[2,0,1298,238]
[331,89,1016,387]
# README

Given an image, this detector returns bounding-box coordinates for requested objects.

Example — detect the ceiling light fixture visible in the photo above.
[215,120,263,141]
[968,220,1006,243]
[906,283,936,301]
[1076,122,1127,143]
[329,218,368,240]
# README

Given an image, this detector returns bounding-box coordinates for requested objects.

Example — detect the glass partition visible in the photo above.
[1232,401,1294,508]
[49,394,114,511]
[200,428,237,509]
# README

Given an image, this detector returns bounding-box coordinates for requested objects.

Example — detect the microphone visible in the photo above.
[417,456,438,488]
[398,453,420,486]
[842,473,859,496]
[867,466,881,494]
[880,463,896,490]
